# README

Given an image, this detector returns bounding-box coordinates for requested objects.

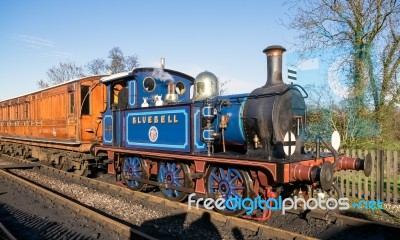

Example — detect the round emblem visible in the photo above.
[148,126,158,142]
[283,131,296,156]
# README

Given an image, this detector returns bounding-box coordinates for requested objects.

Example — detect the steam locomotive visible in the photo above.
[91,45,372,218]
[0,45,371,219]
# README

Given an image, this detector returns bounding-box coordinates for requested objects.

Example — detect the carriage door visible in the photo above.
[67,84,77,140]
[80,84,93,142]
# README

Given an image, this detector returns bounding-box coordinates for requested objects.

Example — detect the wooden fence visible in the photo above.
[334,150,399,203]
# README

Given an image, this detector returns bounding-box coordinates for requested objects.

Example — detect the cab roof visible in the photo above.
[100,68,195,84]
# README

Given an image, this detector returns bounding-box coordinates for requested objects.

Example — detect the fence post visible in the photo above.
[371,151,376,200]
[352,149,357,198]
[387,151,392,203]
[345,149,350,197]
[394,151,398,203]
[379,149,384,202]
[363,150,369,200]
[358,150,363,198]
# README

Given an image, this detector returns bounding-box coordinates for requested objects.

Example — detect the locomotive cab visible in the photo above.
[100,68,195,110]
[100,68,194,148]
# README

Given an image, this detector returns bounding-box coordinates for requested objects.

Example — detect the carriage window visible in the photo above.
[143,77,156,92]
[81,86,90,115]
[69,93,75,114]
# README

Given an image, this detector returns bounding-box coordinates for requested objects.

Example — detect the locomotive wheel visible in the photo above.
[205,166,253,216]
[157,161,191,202]
[122,156,148,191]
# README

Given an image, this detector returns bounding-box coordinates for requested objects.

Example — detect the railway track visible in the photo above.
[0,222,17,240]
[0,155,315,239]
[284,208,400,239]
[2,154,400,239]
[0,159,156,240]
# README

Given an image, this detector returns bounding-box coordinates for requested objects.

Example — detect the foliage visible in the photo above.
[303,83,400,150]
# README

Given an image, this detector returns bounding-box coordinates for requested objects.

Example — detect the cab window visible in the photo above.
[113,83,124,105]
[111,82,128,110]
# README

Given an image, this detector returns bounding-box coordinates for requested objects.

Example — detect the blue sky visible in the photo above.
[0,0,322,100]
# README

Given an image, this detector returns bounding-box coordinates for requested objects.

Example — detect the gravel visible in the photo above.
[341,202,400,226]
[4,161,400,240]
[8,169,260,240]
[0,174,121,240]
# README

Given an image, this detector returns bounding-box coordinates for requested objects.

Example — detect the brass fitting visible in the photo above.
[211,132,220,138]
[219,115,229,129]
[253,134,261,149]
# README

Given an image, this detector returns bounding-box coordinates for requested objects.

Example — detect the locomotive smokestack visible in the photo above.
[263,45,286,87]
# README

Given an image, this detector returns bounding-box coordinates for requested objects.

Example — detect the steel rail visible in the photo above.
[2,155,400,239]
[1,155,317,240]
[286,208,400,230]
[0,166,156,240]
[0,222,17,240]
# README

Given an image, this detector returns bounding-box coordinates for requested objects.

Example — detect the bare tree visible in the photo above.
[107,47,125,74]
[86,58,106,75]
[219,79,231,95]
[124,54,140,71]
[285,0,400,145]
[106,47,140,74]
[374,10,400,141]
[36,79,49,89]
[38,47,140,88]
[285,0,399,101]
[39,62,85,88]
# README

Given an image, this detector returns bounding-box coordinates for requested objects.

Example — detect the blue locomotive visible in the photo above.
[92,45,371,218]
